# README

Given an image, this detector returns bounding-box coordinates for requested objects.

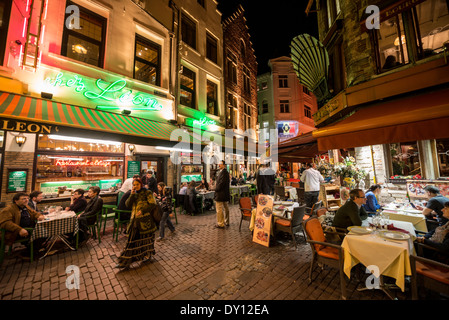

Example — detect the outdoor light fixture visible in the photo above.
[121,109,131,115]
[15,133,27,147]
[41,92,53,99]
[155,146,193,153]
[128,144,135,153]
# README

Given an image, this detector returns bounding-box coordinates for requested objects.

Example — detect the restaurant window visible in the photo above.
[279,75,288,88]
[0,0,12,66]
[207,80,218,116]
[134,35,161,86]
[181,13,197,50]
[206,32,218,64]
[304,105,312,118]
[436,138,449,177]
[227,53,237,84]
[389,142,422,177]
[243,65,251,94]
[280,100,290,113]
[180,66,196,108]
[62,2,106,68]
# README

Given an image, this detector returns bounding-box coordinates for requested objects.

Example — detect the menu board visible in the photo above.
[127,161,141,178]
[252,194,274,247]
[407,180,449,198]
[7,169,27,192]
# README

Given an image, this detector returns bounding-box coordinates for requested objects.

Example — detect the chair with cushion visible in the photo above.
[239,197,253,231]
[274,186,287,201]
[112,208,131,242]
[100,204,117,236]
[305,200,323,219]
[0,227,35,264]
[302,217,348,300]
[410,254,449,300]
[274,204,307,249]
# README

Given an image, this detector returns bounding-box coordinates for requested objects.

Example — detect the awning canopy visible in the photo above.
[277,132,322,162]
[313,88,449,151]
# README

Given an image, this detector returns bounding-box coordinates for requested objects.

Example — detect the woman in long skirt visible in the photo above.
[116,178,158,269]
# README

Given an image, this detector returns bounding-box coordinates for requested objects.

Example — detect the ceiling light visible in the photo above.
[155,146,193,152]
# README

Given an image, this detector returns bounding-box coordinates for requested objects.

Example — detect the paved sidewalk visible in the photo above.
[0,204,409,301]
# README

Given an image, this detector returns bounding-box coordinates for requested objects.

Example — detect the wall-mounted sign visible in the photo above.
[44,72,163,112]
[40,179,122,193]
[185,117,217,129]
[7,169,28,193]
[55,159,111,167]
[276,121,299,139]
[127,161,141,178]
[0,118,59,134]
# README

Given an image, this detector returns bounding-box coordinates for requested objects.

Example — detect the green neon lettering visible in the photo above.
[84,79,126,101]
[119,90,132,103]
[132,94,144,105]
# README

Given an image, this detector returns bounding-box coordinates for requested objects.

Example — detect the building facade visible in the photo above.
[305,0,449,201]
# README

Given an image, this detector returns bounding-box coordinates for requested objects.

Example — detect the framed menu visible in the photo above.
[127,161,141,178]
[7,169,28,193]
[252,194,274,247]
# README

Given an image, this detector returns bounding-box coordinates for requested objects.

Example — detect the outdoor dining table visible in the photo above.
[230,185,251,195]
[197,190,215,200]
[284,186,298,200]
[341,218,416,297]
[381,207,428,233]
[31,210,79,259]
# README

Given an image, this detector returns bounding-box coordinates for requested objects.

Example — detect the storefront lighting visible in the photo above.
[47,134,122,146]
[128,144,135,152]
[15,133,27,147]
[121,109,132,115]
[155,146,193,152]
[41,91,53,99]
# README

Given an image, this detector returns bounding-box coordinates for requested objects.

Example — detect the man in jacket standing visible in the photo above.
[214,160,230,229]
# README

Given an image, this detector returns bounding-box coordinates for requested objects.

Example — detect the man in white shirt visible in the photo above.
[300,163,324,208]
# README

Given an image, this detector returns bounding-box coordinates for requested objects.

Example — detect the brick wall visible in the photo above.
[1,151,35,203]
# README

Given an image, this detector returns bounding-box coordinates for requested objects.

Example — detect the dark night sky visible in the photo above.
[217,0,319,75]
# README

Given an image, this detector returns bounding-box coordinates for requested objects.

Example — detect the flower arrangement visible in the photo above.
[333,156,367,181]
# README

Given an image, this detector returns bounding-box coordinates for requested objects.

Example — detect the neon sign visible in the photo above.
[55,159,110,167]
[192,117,216,127]
[45,72,163,111]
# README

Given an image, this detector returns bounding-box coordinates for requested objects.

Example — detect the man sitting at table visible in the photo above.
[28,191,44,213]
[332,189,369,230]
[76,186,103,246]
[416,185,449,228]
[0,193,45,260]
[65,189,88,213]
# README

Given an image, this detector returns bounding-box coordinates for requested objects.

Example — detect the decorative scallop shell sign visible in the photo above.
[253,194,274,247]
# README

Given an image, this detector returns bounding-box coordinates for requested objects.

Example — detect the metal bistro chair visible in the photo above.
[274,205,307,249]
[303,217,348,300]
[100,204,117,236]
[112,208,131,242]
[0,227,35,264]
[230,188,239,205]
[239,197,253,231]
[85,211,102,244]
[274,186,288,201]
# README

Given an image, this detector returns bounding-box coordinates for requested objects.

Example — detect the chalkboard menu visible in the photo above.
[127,161,141,178]
[7,169,28,193]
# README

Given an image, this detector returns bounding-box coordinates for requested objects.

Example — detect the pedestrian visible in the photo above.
[146,171,158,194]
[214,160,230,229]
[300,163,324,208]
[116,178,158,269]
[28,190,44,212]
[155,182,176,241]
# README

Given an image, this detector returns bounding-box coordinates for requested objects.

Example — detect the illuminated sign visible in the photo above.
[276,121,299,139]
[55,159,110,167]
[0,118,58,134]
[44,72,163,111]
[193,117,216,127]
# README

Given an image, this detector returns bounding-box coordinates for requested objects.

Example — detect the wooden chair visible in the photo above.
[239,197,253,231]
[302,217,348,300]
[274,186,287,201]
[410,254,449,300]
[306,200,324,219]
[112,208,131,242]
[274,205,307,249]
[0,227,35,264]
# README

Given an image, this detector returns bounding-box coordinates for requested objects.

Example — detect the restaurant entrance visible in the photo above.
[138,156,165,184]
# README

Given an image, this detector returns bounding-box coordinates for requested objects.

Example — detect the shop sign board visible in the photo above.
[7,169,28,193]
[276,121,299,139]
[127,161,141,179]
[180,174,202,183]
[0,118,59,134]
[252,194,274,247]
[40,179,122,193]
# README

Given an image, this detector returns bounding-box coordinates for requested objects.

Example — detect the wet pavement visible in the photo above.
[0,204,413,302]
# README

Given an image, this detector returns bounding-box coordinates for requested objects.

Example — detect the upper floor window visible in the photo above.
[326,0,341,29]
[134,35,161,86]
[279,75,288,88]
[304,105,312,118]
[62,2,107,67]
[240,39,246,57]
[303,86,310,95]
[227,53,237,84]
[243,103,251,131]
[206,32,218,64]
[243,65,251,94]
[180,66,196,108]
[227,94,238,129]
[181,13,197,50]
[280,100,290,113]
[262,100,269,114]
[207,80,218,116]
[0,0,12,66]
[197,0,205,8]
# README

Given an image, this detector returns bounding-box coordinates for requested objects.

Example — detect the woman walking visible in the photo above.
[116,178,158,269]
[155,182,176,241]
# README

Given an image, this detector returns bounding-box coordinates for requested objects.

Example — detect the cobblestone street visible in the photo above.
[0,204,410,302]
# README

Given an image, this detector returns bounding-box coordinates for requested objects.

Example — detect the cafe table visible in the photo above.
[31,210,79,259]
[341,219,416,297]
[381,206,427,233]
[230,185,251,196]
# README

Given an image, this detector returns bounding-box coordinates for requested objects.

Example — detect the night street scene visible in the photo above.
[0,0,448,315]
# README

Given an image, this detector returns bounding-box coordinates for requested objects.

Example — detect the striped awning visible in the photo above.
[0,91,182,143]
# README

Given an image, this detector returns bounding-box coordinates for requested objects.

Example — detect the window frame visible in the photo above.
[206,79,218,116]
[133,34,161,87]
[227,53,238,84]
[0,0,12,66]
[278,75,289,88]
[304,105,312,118]
[180,66,196,109]
[61,1,107,68]
[243,65,251,94]
[280,100,290,113]
[181,13,197,50]
[206,32,218,64]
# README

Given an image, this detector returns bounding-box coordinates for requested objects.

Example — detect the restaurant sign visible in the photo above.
[0,118,59,134]
[44,72,163,112]
[312,91,347,125]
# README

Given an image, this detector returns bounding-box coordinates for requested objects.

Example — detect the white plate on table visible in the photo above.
[378,230,410,240]
[347,226,373,235]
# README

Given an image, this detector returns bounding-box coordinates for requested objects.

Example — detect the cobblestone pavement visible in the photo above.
[0,204,411,301]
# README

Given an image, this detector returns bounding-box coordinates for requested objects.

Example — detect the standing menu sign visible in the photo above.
[7,169,28,192]
[127,161,141,178]
[252,194,274,247]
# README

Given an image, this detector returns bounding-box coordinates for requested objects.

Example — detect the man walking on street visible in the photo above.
[214,160,230,229]
[300,163,324,208]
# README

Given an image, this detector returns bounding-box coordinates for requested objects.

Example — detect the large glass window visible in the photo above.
[243,65,251,94]
[180,66,196,108]
[390,142,422,177]
[436,138,449,177]
[38,134,124,153]
[207,80,218,115]
[181,13,196,50]
[62,2,106,67]
[134,35,161,86]
[227,53,237,84]
[206,33,218,64]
